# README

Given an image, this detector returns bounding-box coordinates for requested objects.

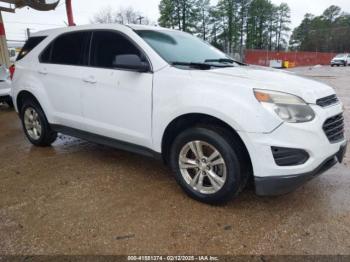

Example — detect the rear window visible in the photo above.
[16,36,46,61]
[40,31,90,66]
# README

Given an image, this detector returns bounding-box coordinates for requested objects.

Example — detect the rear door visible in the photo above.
[37,31,90,129]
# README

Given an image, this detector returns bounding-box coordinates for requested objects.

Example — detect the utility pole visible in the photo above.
[137,16,144,24]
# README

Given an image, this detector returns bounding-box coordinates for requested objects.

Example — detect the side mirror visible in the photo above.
[113,54,150,73]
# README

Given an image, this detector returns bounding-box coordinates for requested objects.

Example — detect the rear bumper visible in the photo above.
[255,142,347,196]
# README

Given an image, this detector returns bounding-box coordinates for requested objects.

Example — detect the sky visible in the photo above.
[2,0,350,43]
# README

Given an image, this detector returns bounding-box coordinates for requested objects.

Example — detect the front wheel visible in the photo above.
[20,100,57,147]
[169,127,247,204]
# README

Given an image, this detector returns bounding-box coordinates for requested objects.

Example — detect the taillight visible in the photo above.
[9,64,15,80]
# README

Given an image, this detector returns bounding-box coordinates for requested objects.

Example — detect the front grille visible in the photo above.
[323,114,345,143]
[316,94,339,107]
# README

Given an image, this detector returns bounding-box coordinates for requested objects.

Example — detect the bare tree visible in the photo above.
[91,6,150,25]
[91,7,117,24]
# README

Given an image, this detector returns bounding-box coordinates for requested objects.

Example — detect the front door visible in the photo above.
[81,31,153,148]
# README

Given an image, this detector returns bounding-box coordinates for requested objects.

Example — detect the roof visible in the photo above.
[31,23,174,37]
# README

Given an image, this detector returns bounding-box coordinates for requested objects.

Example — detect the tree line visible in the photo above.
[290,5,350,53]
[158,0,291,55]
[90,3,350,54]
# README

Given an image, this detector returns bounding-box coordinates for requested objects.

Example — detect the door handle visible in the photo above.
[38,68,48,75]
[83,76,97,84]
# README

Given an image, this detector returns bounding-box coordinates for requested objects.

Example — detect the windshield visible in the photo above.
[136,30,237,68]
[335,54,346,58]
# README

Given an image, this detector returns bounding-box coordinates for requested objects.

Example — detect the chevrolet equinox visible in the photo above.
[11,24,347,204]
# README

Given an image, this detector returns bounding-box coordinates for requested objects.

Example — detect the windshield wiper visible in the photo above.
[170,61,235,70]
[204,58,247,66]
[170,62,212,70]
[205,58,234,63]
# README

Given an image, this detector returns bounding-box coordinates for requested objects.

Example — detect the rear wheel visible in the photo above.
[169,127,247,204]
[20,99,57,147]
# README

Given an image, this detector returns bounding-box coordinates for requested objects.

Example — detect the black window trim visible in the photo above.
[39,29,153,73]
[40,42,53,63]
[17,36,47,61]
[88,29,153,73]
[39,30,91,67]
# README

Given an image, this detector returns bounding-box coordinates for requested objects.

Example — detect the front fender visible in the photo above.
[152,67,282,152]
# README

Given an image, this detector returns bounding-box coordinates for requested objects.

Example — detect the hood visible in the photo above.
[192,65,335,104]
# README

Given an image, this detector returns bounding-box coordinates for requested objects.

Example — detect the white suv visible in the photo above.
[331,53,350,67]
[11,24,347,203]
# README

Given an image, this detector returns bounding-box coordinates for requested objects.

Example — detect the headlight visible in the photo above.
[254,89,315,123]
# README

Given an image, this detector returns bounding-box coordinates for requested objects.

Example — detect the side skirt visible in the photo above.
[51,124,162,160]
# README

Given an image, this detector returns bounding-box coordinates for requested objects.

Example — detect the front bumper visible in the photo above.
[331,60,346,65]
[237,102,346,195]
[255,142,347,196]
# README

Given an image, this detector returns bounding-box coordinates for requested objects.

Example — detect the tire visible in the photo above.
[169,126,247,204]
[20,99,57,147]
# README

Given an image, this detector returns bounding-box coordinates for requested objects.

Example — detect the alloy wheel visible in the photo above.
[179,140,227,194]
[24,107,42,140]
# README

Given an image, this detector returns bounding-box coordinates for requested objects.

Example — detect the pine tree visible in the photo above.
[290,6,350,52]
[197,0,211,40]
[158,0,292,53]
[275,3,291,51]
[158,0,199,33]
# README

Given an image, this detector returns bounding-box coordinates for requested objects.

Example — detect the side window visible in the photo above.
[90,31,143,69]
[17,36,46,61]
[48,31,90,66]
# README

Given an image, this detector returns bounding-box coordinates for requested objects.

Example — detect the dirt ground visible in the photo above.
[0,66,349,256]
